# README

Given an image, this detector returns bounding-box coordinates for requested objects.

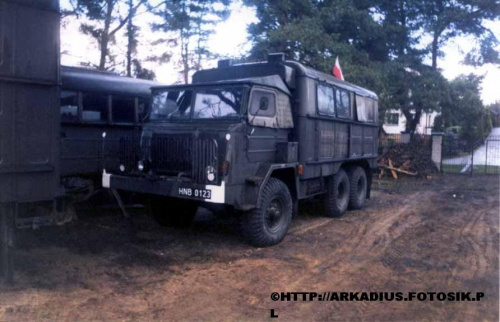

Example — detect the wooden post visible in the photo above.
[1,205,14,284]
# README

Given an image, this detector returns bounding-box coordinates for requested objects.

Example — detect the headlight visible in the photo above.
[206,166,215,181]
[138,160,145,172]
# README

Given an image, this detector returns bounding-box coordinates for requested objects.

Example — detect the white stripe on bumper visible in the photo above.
[205,181,225,203]
[102,172,111,188]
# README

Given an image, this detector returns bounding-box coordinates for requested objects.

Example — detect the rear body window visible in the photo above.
[82,93,108,123]
[366,99,375,122]
[356,96,377,123]
[317,84,335,115]
[60,91,79,122]
[336,89,350,118]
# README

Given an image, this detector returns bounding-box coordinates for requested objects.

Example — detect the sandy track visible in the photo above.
[0,175,498,321]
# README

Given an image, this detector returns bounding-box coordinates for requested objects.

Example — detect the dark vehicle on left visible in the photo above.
[0,0,61,281]
[60,66,160,199]
[0,0,160,282]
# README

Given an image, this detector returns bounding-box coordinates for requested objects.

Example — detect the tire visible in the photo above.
[150,197,198,228]
[323,168,350,217]
[241,178,293,247]
[348,166,368,210]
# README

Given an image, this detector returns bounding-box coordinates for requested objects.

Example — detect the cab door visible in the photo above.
[246,86,294,163]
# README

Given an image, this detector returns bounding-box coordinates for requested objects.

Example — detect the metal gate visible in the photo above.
[484,137,500,174]
[441,134,500,175]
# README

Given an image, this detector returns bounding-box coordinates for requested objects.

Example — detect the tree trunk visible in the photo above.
[126,0,133,77]
[99,0,114,70]
[431,31,439,70]
[182,42,189,84]
[402,108,422,135]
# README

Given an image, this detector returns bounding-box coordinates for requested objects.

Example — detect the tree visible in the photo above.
[487,101,500,127]
[126,0,139,76]
[244,0,448,133]
[244,0,393,111]
[72,0,147,71]
[418,0,500,69]
[152,0,230,83]
[440,74,486,142]
[375,0,423,61]
[132,59,156,80]
[383,62,449,134]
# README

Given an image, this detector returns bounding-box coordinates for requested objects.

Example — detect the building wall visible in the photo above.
[383,110,439,135]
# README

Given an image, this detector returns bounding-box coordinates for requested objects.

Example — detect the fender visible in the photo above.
[243,163,299,210]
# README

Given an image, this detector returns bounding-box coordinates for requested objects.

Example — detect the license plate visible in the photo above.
[178,187,212,200]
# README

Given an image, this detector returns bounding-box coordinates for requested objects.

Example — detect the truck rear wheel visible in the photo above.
[348,166,367,210]
[241,178,293,247]
[150,197,198,228]
[323,169,350,217]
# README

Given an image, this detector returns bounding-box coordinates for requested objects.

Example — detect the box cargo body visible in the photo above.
[0,0,61,204]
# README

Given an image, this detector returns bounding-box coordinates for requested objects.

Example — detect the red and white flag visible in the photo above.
[332,56,344,81]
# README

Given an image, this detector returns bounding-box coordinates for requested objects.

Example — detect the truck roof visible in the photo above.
[285,61,378,100]
[151,75,291,96]
[61,66,160,97]
[10,0,59,12]
[192,55,378,100]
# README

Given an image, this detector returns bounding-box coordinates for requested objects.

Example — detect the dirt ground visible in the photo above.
[0,175,498,321]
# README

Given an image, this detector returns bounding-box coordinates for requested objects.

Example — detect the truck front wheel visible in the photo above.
[150,197,198,228]
[323,169,350,217]
[241,178,293,247]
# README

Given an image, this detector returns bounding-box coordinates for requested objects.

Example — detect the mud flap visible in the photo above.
[1,205,14,284]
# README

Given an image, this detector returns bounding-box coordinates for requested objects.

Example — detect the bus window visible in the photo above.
[112,96,136,123]
[82,93,108,123]
[60,91,79,122]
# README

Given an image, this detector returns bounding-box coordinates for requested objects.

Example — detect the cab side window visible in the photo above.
[248,87,293,129]
[60,91,79,122]
[249,89,276,117]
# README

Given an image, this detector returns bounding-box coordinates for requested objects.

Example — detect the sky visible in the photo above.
[60,1,500,104]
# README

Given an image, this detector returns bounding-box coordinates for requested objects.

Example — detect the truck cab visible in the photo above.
[103,53,379,247]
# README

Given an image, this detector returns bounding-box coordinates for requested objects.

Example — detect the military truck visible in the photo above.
[104,53,379,247]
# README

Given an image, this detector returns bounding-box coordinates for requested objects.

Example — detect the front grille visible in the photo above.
[120,134,219,183]
[151,136,192,175]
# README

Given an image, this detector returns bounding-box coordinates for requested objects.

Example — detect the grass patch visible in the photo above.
[441,164,467,173]
[441,164,500,174]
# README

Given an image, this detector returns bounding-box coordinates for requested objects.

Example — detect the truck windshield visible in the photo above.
[151,86,244,121]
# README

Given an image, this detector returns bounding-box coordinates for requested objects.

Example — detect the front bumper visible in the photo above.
[102,172,225,204]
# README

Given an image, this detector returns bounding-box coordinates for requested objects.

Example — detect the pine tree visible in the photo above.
[418,0,499,69]
[74,0,147,71]
[152,0,230,83]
